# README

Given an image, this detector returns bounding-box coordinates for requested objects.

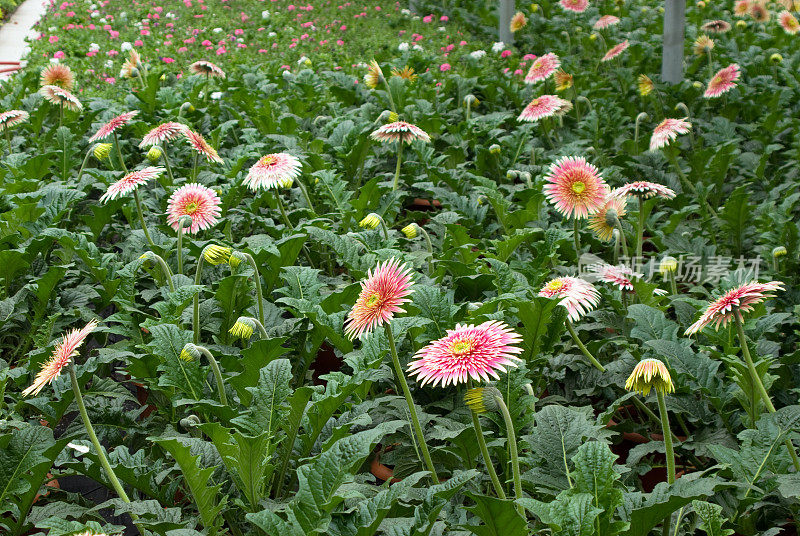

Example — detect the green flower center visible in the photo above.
[451,340,473,356]
[365,293,381,307]
[571,181,586,194]
[185,202,199,215]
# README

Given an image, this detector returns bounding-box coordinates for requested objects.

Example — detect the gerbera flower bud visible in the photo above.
[401,223,419,239]
[180,343,201,362]
[228,250,246,268]
[203,244,233,265]
[465,386,503,414]
[626,358,674,396]
[773,246,787,258]
[464,94,479,108]
[180,102,195,113]
[770,53,783,64]
[146,145,163,162]
[693,81,703,89]
[93,142,113,160]
[364,60,382,89]
[229,316,257,339]
[530,3,539,12]
[489,144,501,155]
[388,111,399,122]
[637,74,654,96]
[659,256,678,274]
[736,20,748,28]
[360,213,381,230]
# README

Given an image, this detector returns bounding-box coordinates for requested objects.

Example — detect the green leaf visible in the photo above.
[142,323,203,401]
[461,492,527,536]
[692,500,734,536]
[517,296,562,362]
[626,305,679,342]
[231,358,293,436]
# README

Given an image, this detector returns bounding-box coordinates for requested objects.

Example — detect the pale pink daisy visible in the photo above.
[612,181,676,199]
[594,15,620,29]
[243,153,302,190]
[40,63,75,90]
[704,64,740,98]
[370,121,431,144]
[539,276,601,322]
[591,263,642,291]
[99,167,165,202]
[701,20,732,33]
[0,110,29,131]
[518,95,572,122]
[190,60,226,78]
[140,122,189,148]
[649,118,691,151]
[543,156,608,219]
[779,11,800,34]
[685,281,784,334]
[602,40,630,62]
[407,321,523,387]
[344,258,414,340]
[525,53,560,84]
[89,111,139,142]
[734,0,751,17]
[166,183,222,233]
[39,85,82,111]
[560,0,589,13]
[182,129,223,163]
[23,320,98,396]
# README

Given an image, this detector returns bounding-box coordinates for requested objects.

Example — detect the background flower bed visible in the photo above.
[1,0,800,535]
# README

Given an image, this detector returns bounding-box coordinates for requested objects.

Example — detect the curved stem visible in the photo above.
[392,142,404,191]
[377,217,390,240]
[616,220,629,259]
[75,149,92,184]
[656,391,675,536]
[147,253,175,293]
[666,150,718,220]
[565,319,605,372]
[133,189,155,249]
[494,394,524,515]
[470,410,507,499]
[113,132,128,173]
[294,177,317,214]
[242,252,265,327]
[380,73,397,114]
[193,256,205,344]
[252,317,268,338]
[384,324,438,484]
[197,346,228,406]
[419,226,434,275]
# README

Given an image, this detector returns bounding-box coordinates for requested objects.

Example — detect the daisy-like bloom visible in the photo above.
[40,63,75,90]
[701,20,732,32]
[625,358,674,396]
[140,122,188,148]
[685,281,784,334]
[602,40,630,62]
[39,85,82,111]
[554,69,573,91]
[391,65,418,82]
[591,263,641,291]
[22,320,98,396]
[524,52,560,84]
[538,276,601,322]
[779,11,800,34]
[190,60,226,78]
[510,11,528,32]
[594,15,620,29]
[243,153,302,191]
[166,183,222,233]
[704,64,740,98]
[638,74,654,96]
[734,0,751,16]
[0,110,29,131]
[560,0,589,13]
[363,60,382,89]
[203,244,233,265]
[518,95,572,122]
[612,181,676,200]
[370,121,431,144]
[182,129,223,163]
[407,321,523,387]
[543,156,608,219]
[88,111,139,142]
[587,195,626,241]
[649,118,691,151]
[693,35,715,55]
[344,258,414,340]
[749,3,770,22]
[99,166,164,202]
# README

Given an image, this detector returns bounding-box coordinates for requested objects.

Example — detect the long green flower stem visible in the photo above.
[572,217,581,258]
[133,190,156,249]
[565,319,605,372]
[241,252,265,327]
[418,226,434,275]
[191,153,199,181]
[379,74,397,114]
[196,345,228,406]
[275,193,293,229]
[141,252,175,293]
[494,393,524,515]
[656,391,675,536]
[470,410,507,499]
[384,324,438,484]
[667,271,678,295]
[734,314,800,470]
[250,317,268,338]
[176,216,191,275]
[75,149,93,184]
[392,142,404,191]
[193,256,205,344]
[665,150,718,220]
[162,149,176,185]
[636,196,645,260]
[4,127,12,154]
[294,177,317,214]
[113,132,128,173]
[616,220,629,259]
[69,363,143,535]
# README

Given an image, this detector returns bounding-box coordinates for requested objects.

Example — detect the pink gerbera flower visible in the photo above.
[560,0,589,13]
[40,63,75,90]
[23,320,98,396]
[539,276,601,322]
[649,118,691,151]
[344,258,414,340]
[701,20,732,33]
[0,110,29,131]
[591,263,641,291]
[525,52,560,84]
[518,95,572,122]
[704,64,740,98]
[370,121,431,144]
[166,183,221,233]
[685,281,784,334]
[99,166,165,202]
[779,11,800,34]
[140,122,188,148]
[543,156,608,219]
[89,111,139,142]
[190,60,226,78]
[407,321,523,387]
[182,129,223,163]
[612,181,676,199]
[39,85,83,111]
[243,153,302,190]
[594,15,620,29]
[602,40,630,62]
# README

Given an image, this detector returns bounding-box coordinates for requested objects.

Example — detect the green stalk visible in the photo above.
[392,142,404,191]
[197,346,228,406]
[4,126,11,154]
[565,319,605,372]
[734,314,800,470]
[162,148,176,185]
[384,324,438,484]
[241,252,265,327]
[113,131,128,173]
[377,217,390,240]
[636,196,645,260]
[616,219,629,259]
[419,226,434,275]
[379,72,397,114]
[573,217,581,257]
[668,271,678,295]
[656,390,675,536]
[494,394,524,515]
[75,149,92,184]
[666,150,718,220]
[275,192,293,229]
[176,216,190,275]
[133,189,156,249]
[251,317,268,338]
[470,410,507,499]
[144,252,175,293]
[192,152,199,181]
[193,255,205,344]
[294,177,317,214]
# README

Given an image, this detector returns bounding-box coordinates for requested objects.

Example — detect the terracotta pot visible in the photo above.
[369,445,401,484]
[410,198,442,210]
[133,382,157,419]
[32,473,60,504]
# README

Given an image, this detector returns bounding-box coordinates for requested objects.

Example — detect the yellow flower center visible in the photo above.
[544,280,566,293]
[260,155,277,167]
[365,293,381,308]
[185,202,199,215]
[571,181,586,194]
[451,339,473,356]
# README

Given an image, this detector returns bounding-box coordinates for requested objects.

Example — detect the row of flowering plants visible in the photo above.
[2,0,800,534]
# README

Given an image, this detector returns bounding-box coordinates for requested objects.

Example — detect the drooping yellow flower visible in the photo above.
[203,244,233,265]
[359,213,381,229]
[464,386,502,413]
[364,60,383,89]
[693,35,715,55]
[625,358,675,396]
[637,74,654,96]
[391,65,418,82]
[554,69,573,91]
